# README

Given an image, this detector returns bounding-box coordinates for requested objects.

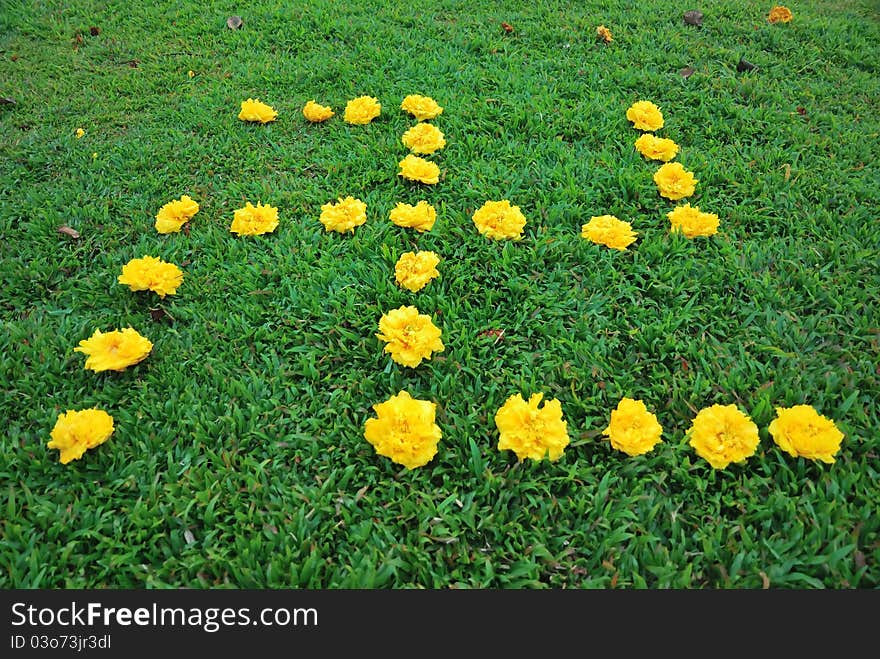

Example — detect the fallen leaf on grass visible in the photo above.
[796,106,807,116]
[679,66,695,79]
[57,225,80,239]
[127,59,139,68]
[89,26,100,36]
[760,571,770,589]
[500,22,514,33]
[149,307,175,323]
[854,550,866,569]
[737,58,757,72]
[683,10,703,27]
[226,15,243,30]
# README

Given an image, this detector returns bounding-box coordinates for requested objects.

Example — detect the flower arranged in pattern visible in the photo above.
[603,398,664,456]
[319,196,367,234]
[472,199,526,240]
[768,6,793,23]
[302,100,334,122]
[581,215,637,251]
[48,408,114,464]
[401,123,446,155]
[400,94,443,121]
[363,390,442,469]
[596,25,613,43]
[238,98,277,124]
[626,100,664,131]
[635,134,679,162]
[388,200,436,232]
[495,393,570,462]
[155,195,199,234]
[75,328,153,373]
[653,162,698,200]
[118,256,183,298]
[398,154,440,185]
[376,305,444,368]
[687,404,760,469]
[667,203,719,238]
[395,251,440,293]
[768,405,844,464]
[344,95,381,125]
[230,201,279,235]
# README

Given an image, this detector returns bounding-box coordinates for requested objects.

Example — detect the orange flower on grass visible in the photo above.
[596,25,613,43]
[75,328,153,373]
[48,408,114,464]
[768,6,793,23]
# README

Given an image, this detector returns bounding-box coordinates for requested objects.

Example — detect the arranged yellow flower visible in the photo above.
[398,154,440,185]
[47,408,114,465]
[603,398,663,457]
[74,328,153,373]
[667,203,719,238]
[388,200,436,232]
[634,134,679,162]
[303,100,334,122]
[395,251,440,292]
[400,94,443,121]
[495,393,570,462]
[230,201,279,235]
[596,25,613,43]
[626,100,664,131]
[687,404,760,469]
[581,215,637,251]
[376,305,444,368]
[75,128,85,139]
[653,162,698,200]
[118,256,183,298]
[155,195,199,234]
[319,196,367,234]
[344,95,381,125]
[472,199,527,240]
[363,390,442,469]
[401,123,446,155]
[768,405,844,464]
[768,6,793,23]
[238,98,278,124]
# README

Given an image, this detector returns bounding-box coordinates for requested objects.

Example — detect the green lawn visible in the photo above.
[1,0,878,588]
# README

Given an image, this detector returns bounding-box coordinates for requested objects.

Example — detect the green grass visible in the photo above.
[1,0,878,588]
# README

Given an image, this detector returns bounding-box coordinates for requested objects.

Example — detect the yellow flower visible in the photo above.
[581,215,637,251]
[364,391,442,469]
[603,398,663,457]
[395,251,440,293]
[768,6,793,23]
[768,405,844,464]
[596,25,613,43]
[238,98,278,124]
[634,134,679,162]
[400,94,443,121]
[303,100,334,122]
[155,195,199,234]
[687,404,760,469]
[319,196,367,234]
[47,408,114,465]
[344,95,381,125]
[401,122,446,155]
[388,201,436,232]
[495,393,570,462]
[626,100,664,131]
[398,154,440,185]
[74,328,153,373]
[472,199,527,240]
[376,305,444,368]
[653,162,698,201]
[75,128,85,139]
[118,256,184,298]
[667,203,719,238]
[187,70,195,78]
[230,201,279,235]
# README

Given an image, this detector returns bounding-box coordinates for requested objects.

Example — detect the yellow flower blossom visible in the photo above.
[75,128,85,139]
[376,305,444,368]
[581,215,637,251]
[687,404,760,469]
[472,199,526,240]
[634,134,679,162]
[667,203,719,238]
[388,201,436,232]
[626,100,664,131]
[230,201,279,235]
[319,196,367,234]
[596,25,613,43]
[238,98,278,124]
[48,408,114,464]
[155,195,199,234]
[603,398,663,456]
[303,100,334,122]
[768,6,793,23]
[495,393,570,462]
[364,391,442,469]
[187,70,195,78]
[398,154,440,185]
[74,328,153,373]
[653,162,698,200]
[769,405,844,464]
[400,94,443,121]
[395,251,440,292]
[118,256,183,298]
[401,123,446,155]
[344,95,381,125]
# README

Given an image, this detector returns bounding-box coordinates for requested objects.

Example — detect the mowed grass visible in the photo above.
[1,0,878,588]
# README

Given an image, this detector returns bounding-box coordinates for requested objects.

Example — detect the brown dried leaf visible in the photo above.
[796,106,807,116]
[89,26,100,36]
[127,59,139,68]
[226,15,243,30]
[500,22,514,33]
[683,10,703,27]
[854,550,866,569]
[760,571,770,589]
[57,225,80,239]
[679,66,695,79]
[149,307,175,323]
[737,58,757,72]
